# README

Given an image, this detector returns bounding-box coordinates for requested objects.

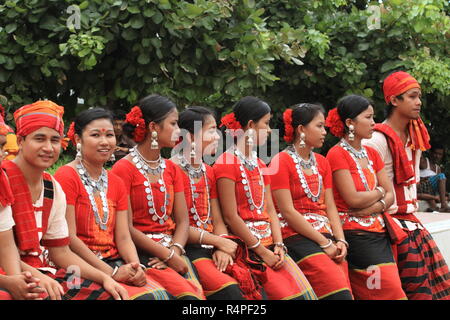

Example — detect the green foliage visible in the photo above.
[0,0,448,150]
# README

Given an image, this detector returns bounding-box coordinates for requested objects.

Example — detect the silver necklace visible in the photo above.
[76,161,109,230]
[233,148,265,214]
[131,148,169,225]
[178,154,212,229]
[286,146,322,202]
[340,139,375,191]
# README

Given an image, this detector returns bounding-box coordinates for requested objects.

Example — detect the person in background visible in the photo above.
[111,109,136,163]
[418,143,450,212]
[0,105,18,161]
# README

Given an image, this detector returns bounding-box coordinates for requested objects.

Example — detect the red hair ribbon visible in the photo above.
[325,107,345,138]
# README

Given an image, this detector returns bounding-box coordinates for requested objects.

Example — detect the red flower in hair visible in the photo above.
[220,112,242,137]
[66,121,76,146]
[0,104,5,119]
[125,106,146,143]
[325,108,345,138]
[283,108,294,143]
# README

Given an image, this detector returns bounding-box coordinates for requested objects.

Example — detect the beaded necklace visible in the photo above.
[233,148,265,215]
[340,139,376,191]
[76,161,109,230]
[178,154,212,229]
[130,147,169,225]
[286,146,322,202]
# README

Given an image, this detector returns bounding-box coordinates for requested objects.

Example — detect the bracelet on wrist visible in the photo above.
[379,199,386,211]
[274,242,288,254]
[139,263,147,271]
[336,239,349,248]
[163,248,175,263]
[219,234,229,237]
[319,239,333,249]
[199,230,206,245]
[248,239,261,250]
[111,266,119,277]
[170,242,186,256]
[375,186,385,198]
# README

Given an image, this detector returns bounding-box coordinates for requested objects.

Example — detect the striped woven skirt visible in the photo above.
[185,244,246,300]
[284,234,353,300]
[104,258,173,300]
[344,230,406,300]
[392,220,450,300]
[249,245,318,300]
[138,250,206,300]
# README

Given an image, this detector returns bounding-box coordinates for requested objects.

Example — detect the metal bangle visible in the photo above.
[248,239,261,250]
[199,230,206,245]
[111,266,119,277]
[336,239,349,248]
[319,239,333,249]
[163,248,175,263]
[170,242,186,255]
[219,234,229,237]
[379,199,386,211]
[274,242,288,254]
[139,263,147,271]
[375,186,385,198]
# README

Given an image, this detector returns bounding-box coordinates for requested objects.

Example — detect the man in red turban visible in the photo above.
[364,71,450,300]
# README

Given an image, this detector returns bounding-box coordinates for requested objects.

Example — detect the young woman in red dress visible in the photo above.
[214,96,317,300]
[269,103,353,300]
[55,108,173,300]
[325,94,406,299]
[111,95,205,300]
[170,106,254,299]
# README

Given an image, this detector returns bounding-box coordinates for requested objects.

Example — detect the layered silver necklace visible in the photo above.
[340,139,375,191]
[76,161,109,230]
[130,147,169,225]
[233,148,265,215]
[286,146,322,202]
[178,154,212,229]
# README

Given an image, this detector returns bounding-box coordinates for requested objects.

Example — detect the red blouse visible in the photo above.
[111,158,183,236]
[326,144,385,233]
[179,163,217,233]
[269,151,333,238]
[55,165,128,259]
[213,151,273,246]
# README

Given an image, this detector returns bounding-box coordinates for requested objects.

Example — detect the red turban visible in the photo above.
[14,100,65,137]
[383,71,420,104]
[383,71,430,151]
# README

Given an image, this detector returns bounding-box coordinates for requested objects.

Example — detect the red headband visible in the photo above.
[383,71,420,104]
[125,106,146,143]
[325,108,345,138]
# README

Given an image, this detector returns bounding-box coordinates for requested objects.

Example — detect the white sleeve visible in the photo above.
[41,177,69,244]
[0,205,15,232]
[363,132,389,164]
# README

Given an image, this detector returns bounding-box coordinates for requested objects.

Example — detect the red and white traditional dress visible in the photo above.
[213,150,317,300]
[55,165,173,300]
[327,143,406,300]
[112,156,205,300]
[270,149,353,300]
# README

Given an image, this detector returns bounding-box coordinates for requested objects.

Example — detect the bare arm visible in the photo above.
[114,209,140,264]
[332,169,383,209]
[171,191,190,253]
[0,229,21,275]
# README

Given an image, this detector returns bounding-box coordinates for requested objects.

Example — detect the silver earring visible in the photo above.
[247,129,254,146]
[151,131,158,149]
[76,143,82,159]
[299,132,306,148]
[348,124,355,141]
[190,142,196,158]
[109,153,116,162]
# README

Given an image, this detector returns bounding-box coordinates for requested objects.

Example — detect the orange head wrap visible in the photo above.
[14,100,65,137]
[383,71,420,104]
[382,71,430,151]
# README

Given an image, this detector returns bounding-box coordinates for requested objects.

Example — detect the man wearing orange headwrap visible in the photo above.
[1,100,129,300]
[364,71,450,300]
